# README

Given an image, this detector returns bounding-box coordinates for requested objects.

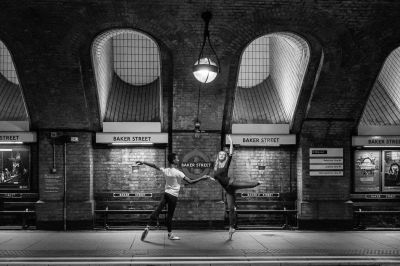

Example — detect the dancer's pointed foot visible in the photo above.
[168,232,180,240]
[141,225,149,241]
[228,227,235,240]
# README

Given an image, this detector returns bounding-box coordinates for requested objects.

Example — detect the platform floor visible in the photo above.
[0,229,399,265]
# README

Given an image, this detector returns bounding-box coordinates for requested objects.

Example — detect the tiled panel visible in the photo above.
[360,47,400,126]
[92,30,161,123]
[0,41,18,85]
[233,33,309,125]
[92,35,113,122]
[233,77,288,124]
[269,33,309,122]
[0,74,28,121]
[104,75,160,122]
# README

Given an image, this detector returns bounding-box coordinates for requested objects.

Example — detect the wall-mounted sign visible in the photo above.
[310,171,343,176]
[1,193,22,198]
[310,164,343,170]
[309,148,343,157]
[365,194,400,199]
[112,193,152,197]
[181,149,212,179]
[43,174,63,196]
[0,132,36,143]
[240,192,280,198]
[228,134,296,147]
[309,148,343,176]
[96,133,168,144]
[352,136,400,146]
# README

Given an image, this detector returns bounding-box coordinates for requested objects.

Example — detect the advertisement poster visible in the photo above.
[383,150,400,192]
[0,146,30,190]
[354,150,380,192]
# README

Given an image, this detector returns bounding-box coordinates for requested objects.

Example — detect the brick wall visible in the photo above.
[297,121,354,229]
[36,131,94,229]
[93,147,166,193]
[232,147,296,194]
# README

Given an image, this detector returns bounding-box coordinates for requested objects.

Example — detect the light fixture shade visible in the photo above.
[193,57,218,83]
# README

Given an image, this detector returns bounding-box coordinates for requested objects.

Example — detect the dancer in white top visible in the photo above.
[136,153,207,241]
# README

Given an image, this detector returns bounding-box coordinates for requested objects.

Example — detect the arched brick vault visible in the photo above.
[353,19,400,128]
[1,0,399,134]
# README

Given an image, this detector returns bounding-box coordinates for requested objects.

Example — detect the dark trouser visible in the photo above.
[225,180,259,227]
[148,192,178,232]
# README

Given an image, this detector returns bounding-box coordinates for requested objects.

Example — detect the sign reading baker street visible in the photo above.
[0,132,37,143]
[96,133,168,144]
[181,149,213,179]
[352,136,400,146]
[228,134,296,147]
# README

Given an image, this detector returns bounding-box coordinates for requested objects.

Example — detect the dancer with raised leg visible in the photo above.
[206,134,261,240]
[136,153,207,241]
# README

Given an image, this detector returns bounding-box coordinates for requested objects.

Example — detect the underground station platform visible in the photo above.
[0,229,399,265]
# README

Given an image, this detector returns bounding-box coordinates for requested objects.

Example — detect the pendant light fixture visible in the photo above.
[193,11,220,83]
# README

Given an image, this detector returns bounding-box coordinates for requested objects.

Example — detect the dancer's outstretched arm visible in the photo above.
[136,161,161,171]
[227,134,233,156]
[183,175,208,184]
[204,175,216,182]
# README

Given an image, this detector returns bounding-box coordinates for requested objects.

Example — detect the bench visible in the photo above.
[95,208,167,230]
[225,192,297,229]
[0,193,38,229]
[226,207,297,229]
[0,209,36,229]
[354,209,400,229]
[94,192,168,229]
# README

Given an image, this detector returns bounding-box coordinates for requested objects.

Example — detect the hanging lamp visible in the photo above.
[193,11,220,83]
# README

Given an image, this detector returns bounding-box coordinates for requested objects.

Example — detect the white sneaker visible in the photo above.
[228,227,235,240]
[141,226,149,241]
[168,233,180,240]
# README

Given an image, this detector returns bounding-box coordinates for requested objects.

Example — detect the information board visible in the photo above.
[309,148,344,176]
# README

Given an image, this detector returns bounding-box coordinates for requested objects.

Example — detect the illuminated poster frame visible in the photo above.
[353,150,380,192]
[382,150,400,192]
[0,145,30,190]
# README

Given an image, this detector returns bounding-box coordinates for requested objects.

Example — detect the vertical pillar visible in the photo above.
[36,131,94,230]
[297,121,354,229]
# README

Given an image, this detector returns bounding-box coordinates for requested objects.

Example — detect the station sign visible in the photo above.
[364,194,400,199]
[240,192,280,198]
[0,132,37,143]
[228,134,296,147]
[96,133,168,144]
[352,136,400,146]
[181,149,212,179]
[112,193,152,197]
[309,148,343,176]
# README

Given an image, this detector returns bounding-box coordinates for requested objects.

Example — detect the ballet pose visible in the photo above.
[136,153,207,241]
[207,134,261,240]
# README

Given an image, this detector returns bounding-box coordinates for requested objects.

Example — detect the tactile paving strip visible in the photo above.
[0,248,399,258]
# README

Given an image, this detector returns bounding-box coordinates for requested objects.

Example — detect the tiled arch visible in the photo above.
[0,40,28,122]
[91,29,162,123]
[232,32,310,126]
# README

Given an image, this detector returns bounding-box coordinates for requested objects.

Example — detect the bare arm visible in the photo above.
[227,134,233,155]
[183,175,208,184]
[136,161,161,171]
[203,174,216,182]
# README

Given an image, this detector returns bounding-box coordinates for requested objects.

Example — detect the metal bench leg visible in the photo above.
[22,212,28,229]
[356,209,365,230]
[104,213,109,230]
